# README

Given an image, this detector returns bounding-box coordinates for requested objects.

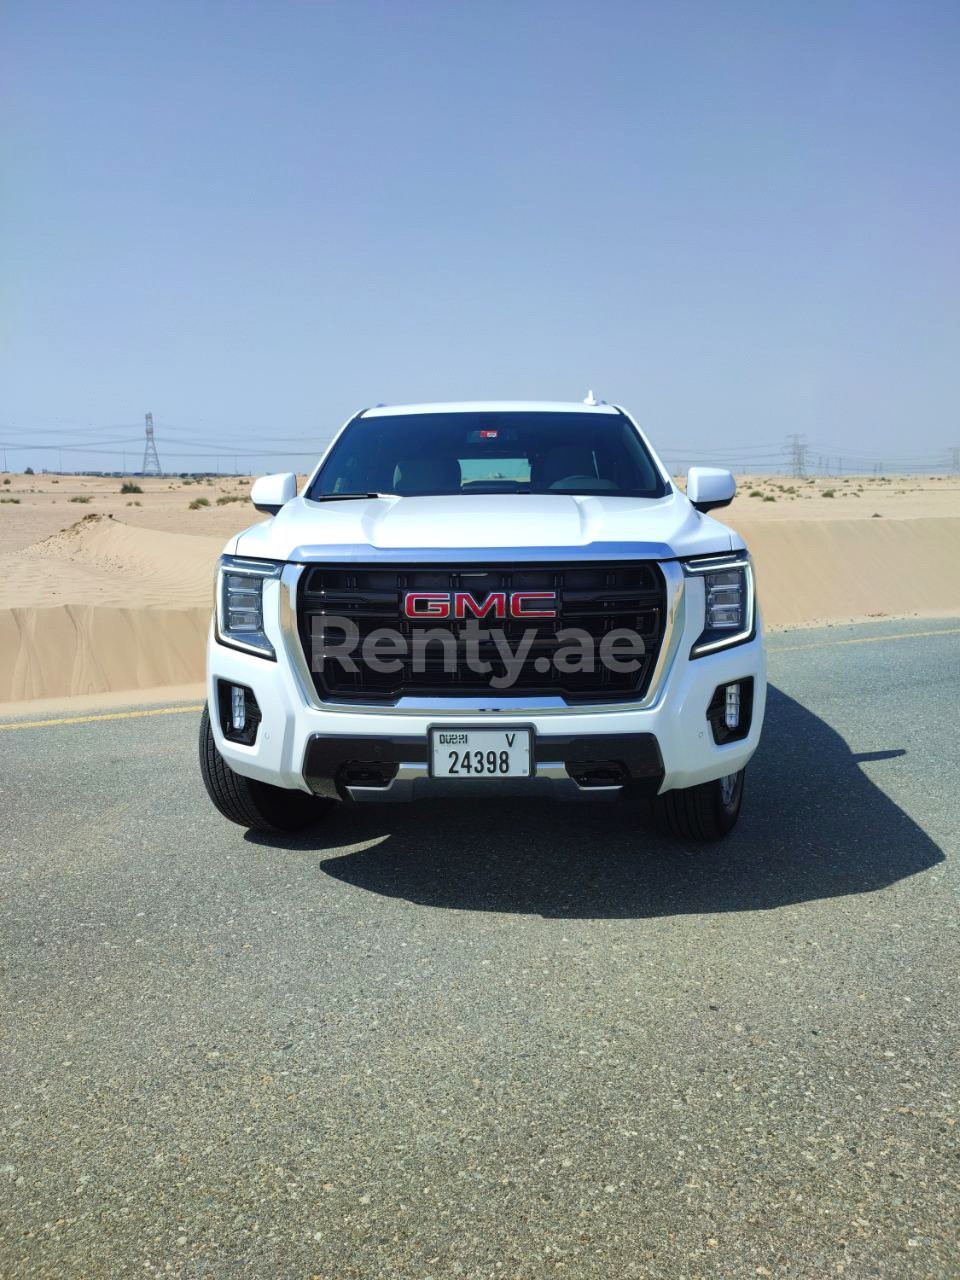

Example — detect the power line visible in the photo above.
[0,439,143,450]
[0,416,954,477]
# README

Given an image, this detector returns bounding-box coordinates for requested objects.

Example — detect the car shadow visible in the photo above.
[246,688,944,918]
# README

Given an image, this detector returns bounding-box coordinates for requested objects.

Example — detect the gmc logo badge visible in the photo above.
[403,591,557,620]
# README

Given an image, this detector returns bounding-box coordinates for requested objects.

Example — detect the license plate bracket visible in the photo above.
[428,726,534,779]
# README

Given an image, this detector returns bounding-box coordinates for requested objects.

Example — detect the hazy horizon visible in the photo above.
[2,0,958,475]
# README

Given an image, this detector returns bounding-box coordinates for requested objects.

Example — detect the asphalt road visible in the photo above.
[1,618,958,1279]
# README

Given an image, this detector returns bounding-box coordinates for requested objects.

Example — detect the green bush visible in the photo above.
[822,489,836,498]
[749,489,763,497]
[763,495,776,502]
[70,495,92,504]
[120,481,143,494]
[1,497,20,504]
[189,497,210,509]
[215,493,243,505]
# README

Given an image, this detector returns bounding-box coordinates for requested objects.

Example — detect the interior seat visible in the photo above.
[393,456,462,495]
[532,445,599,489]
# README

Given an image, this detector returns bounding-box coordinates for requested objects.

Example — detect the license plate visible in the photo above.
[429,727,532,779]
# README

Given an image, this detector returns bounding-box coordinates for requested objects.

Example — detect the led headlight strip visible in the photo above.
[683,552,756,658]
[215,555,284,659]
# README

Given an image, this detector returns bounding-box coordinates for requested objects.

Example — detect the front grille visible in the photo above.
[297,561,667,705]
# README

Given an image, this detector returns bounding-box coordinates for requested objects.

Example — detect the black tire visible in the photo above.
[652,768,745,842]
[198,706,333,833]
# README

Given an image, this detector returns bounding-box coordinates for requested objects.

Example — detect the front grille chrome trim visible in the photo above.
[280,561,685,716]
[300,560,667,704]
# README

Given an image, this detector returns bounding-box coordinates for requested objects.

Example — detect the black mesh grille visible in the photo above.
[297,562,666,704]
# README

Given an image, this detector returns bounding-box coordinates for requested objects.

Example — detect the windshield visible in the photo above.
[307,411,669,500]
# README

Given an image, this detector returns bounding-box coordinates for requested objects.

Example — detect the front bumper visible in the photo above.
[206,564,767,802]
[301,730,665,801]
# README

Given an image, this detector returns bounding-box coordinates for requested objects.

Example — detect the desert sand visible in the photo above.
[0,470,957,704]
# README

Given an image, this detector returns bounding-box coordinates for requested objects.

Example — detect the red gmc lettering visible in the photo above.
[403,591,558,619]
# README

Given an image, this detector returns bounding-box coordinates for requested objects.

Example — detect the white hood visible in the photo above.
[229,491,738,562]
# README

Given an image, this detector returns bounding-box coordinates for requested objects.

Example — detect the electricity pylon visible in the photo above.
[786,433,807,478]
[142,412,162,476]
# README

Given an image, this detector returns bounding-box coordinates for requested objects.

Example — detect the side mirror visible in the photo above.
[686,466,736,513]
[251,472,297,515]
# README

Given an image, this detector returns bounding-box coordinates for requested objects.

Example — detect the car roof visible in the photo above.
[361,400,621,418]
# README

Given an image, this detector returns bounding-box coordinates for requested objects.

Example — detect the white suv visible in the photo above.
[200,401,765,840]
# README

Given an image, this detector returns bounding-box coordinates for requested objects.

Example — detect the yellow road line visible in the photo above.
[0,704,204,731]
[769,626,960,654]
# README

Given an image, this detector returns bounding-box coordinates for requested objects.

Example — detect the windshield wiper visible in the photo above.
[312,492,396,502]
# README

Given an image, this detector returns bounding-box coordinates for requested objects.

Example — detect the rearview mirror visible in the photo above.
[251,472,297,515]
[686,467,736,513]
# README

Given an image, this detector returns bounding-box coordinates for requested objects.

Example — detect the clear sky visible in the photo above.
[2,0,958,473]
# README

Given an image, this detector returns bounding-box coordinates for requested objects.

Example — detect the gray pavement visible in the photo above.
[1,618,958,1278]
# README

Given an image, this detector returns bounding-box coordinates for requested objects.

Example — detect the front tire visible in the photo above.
[652,768,745,842]
[198,707,332,833]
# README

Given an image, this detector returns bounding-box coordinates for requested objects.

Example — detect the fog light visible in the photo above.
[231,684,246,732]
[216,679,261,745]
[706,678,752,745]
[724,682,740,729]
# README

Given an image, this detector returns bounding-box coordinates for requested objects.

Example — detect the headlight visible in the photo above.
[215,555,283,659]
[684,554,755,657]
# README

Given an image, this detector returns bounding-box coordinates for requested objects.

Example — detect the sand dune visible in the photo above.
[0,472,957,704]
[8,513,223,609]
[734,516,960,628]
[0,512,219,701]
[0,605,209,703]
